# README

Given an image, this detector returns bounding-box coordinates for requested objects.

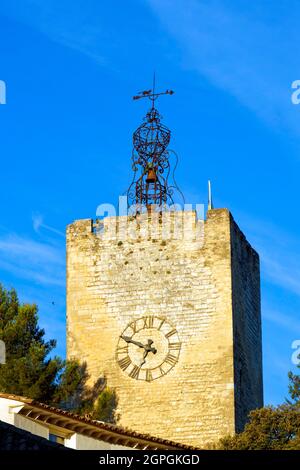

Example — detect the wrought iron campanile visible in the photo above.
[127,81,183,212]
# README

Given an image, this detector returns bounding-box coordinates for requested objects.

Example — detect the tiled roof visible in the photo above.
[0,420,68,451]
[0,393,199,450]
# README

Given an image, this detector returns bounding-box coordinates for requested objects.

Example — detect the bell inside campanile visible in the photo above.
[146,168,157,184]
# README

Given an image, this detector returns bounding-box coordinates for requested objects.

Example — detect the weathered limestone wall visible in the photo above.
[66,208,262,447]
[230,218,263,431]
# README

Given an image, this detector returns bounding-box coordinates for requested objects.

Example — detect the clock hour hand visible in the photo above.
[140,349,149,366]
[141,341,156,362]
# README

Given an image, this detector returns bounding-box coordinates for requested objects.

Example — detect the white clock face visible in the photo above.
[116,315,181,382]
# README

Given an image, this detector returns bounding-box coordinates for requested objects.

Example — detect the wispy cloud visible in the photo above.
[147,0,300,134]
[32,213,65,238]
[263,307,300,335]
[261,254,300,297]
[0,0,108,65]
[236,211,300,297]
[0,227,66,355]
[0,233,65,287]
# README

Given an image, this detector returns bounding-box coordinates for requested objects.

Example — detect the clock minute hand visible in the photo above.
[121,335,146,350]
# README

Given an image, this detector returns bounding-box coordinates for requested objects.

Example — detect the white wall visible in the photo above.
[14,414,49,440]
[65,433,131,450]
[0,397,49,439]
[0,398,133,450]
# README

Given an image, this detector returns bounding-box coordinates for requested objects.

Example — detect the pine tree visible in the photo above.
[0,284,62,401]
[0,284,118,422]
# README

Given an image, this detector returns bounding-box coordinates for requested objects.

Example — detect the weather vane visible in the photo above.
[133,74,174,107]
[126,77,183,213]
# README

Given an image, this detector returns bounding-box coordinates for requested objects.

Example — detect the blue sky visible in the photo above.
[0,0,300,406]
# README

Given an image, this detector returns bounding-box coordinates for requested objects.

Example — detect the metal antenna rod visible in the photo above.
[152,71,156,108]
[208,180,214,211]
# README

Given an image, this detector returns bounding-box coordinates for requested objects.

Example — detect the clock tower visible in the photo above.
[66,87,263,448]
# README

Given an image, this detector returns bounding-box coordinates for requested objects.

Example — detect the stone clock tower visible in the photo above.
[66,88,263,448]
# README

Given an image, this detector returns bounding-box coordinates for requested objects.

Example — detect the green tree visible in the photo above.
[0,284,118,422]
[219,406,300,450]
[219,356,300,450]
[53,359,89,411]
[287,369,300,409]
[53,361,118,423]
[0,285,62,401]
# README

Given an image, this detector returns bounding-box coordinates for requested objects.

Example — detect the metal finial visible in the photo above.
[127,80,182,212]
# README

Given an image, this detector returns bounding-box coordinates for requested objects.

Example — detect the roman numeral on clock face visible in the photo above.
[165,328,177,339]
[117,345,129,354]
[129,321,137,334]
[165,353,178,366]
[169,342,181,350]
[143,316,154,328]
[145,369,153,382]
[129,365,141,379]
[118,356,131,371]
[158,318,165,330]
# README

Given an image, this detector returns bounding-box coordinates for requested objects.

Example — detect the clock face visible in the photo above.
[116,316,181,382]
